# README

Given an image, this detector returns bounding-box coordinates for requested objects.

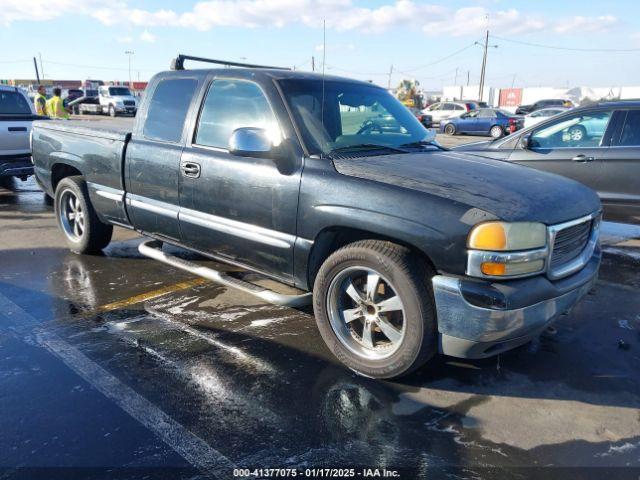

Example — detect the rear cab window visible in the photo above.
[0,90,32,115]
[143,78,199,143]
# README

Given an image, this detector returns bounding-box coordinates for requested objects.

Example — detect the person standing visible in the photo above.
[45,87,70,119]
[34,85,47,116]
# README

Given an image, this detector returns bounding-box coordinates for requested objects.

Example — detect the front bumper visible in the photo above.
[115,106,137,115]
[432,245,600,359]
[0,155,34,178]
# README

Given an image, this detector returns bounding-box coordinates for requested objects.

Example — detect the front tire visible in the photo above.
[108,105,116,117]
[444,123,456,135]
[313,240,437,379]
[55,176,113,254]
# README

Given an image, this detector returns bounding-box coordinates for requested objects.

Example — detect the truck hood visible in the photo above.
[332,151,601,225]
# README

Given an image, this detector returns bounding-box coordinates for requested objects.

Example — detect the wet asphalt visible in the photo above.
[1,158,640,480]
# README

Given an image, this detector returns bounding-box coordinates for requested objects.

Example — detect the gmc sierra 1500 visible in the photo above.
[31,55,602,379]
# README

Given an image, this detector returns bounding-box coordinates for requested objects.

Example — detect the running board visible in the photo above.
[138,240,312,308]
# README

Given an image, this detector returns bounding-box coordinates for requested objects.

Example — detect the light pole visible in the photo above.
[125,51,134,87]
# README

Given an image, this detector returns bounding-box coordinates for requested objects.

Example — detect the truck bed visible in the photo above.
[31,118,133,227]
[33,119,133,142]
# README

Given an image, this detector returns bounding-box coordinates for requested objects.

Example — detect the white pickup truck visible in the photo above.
[0,85,41,180]
[77,85,138,117]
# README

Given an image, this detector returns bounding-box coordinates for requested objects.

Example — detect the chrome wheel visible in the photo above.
[58,188,85,242]
[327,266,406,360]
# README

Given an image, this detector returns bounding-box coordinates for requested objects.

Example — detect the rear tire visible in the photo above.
[490,125,504,138]
[313,240,437,379]
[54,176,113,254]
[444,123,456,135]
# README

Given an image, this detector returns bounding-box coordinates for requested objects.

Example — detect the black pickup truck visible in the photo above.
[31,56,602,379]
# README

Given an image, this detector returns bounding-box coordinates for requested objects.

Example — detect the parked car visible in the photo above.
[441,108,523,138]
[0,85,45,180]
[516,99,573,115]
[454,101,640,224]
[465,101,489,109]
[31,55,602,379]
[408,107,431,128]
[523,107,570,129]
[421,101,469,125]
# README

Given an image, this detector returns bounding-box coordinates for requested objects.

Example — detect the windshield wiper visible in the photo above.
[399,140,449,151]
[326,143,408,157]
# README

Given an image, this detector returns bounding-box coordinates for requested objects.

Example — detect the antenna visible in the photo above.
[321,18,326,151]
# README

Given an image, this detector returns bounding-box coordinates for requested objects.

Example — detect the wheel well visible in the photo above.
[307,227,436,288]
[51,163,82,191]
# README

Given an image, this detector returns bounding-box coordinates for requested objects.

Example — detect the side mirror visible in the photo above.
[229,127,276,158]
[520,134,531,149]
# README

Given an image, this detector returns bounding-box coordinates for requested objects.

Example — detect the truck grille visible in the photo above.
[550,219,593,270]
[123,100,135,106]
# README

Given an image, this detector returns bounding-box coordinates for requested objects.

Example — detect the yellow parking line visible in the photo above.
[92,277,210,315]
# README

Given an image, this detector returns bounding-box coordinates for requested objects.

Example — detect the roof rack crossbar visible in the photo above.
[171,54,290,71]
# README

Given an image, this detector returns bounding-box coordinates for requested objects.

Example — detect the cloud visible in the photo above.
[117,35,133,44]
[554,15,617,34]
[140,29,156,43]
[0,0,621,41]
[315,43,355,52]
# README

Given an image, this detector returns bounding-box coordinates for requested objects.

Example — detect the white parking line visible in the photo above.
[0,292,236,478]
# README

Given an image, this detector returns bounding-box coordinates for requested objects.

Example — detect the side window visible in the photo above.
[530,110,613,149]
[618,111,640,147]
[428,103,442,111]
[195,79,278,149]
[453,104,465,111]
[144,78,198,143]
[478,109,496,118]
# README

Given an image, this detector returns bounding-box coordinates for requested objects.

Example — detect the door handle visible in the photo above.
[572,154,595,162]
[181,162,201,178]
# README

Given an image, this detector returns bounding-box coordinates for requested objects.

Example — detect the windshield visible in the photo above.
[108,87,131,96]
[279,79,432,156]
[0,90,32,115]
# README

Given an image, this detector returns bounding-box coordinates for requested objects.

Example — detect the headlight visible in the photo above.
[468,221,546,251]
[467,221,548,279]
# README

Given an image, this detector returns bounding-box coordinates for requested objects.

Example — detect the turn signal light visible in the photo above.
[481,262,507,276]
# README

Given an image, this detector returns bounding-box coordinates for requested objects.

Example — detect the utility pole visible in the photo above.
[387,64,393,90]
[454,67,458,86]
[39,53,45,80]
[466,70,470,86]
[475,20,497,101]
[125,51,134,87]
[311,56,315,72]
[478,29,489,101]
[511,74,516,88]
[33,57,40,83]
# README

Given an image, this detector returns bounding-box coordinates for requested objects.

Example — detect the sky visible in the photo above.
[2,0,640,90]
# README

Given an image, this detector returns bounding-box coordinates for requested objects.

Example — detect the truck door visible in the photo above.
[125,76,200,242]
[178,77,302,282]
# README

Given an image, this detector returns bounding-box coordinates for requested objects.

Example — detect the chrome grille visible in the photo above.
[550,219,592,270]
[123,100,135,106]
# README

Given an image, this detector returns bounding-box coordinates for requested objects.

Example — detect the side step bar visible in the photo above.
[138,240,312,308]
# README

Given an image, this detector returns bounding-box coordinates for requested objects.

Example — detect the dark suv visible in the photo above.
[516,99,573,115]
[455,101,640,224]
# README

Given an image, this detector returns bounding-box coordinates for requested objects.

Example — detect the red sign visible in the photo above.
[499,88,522,107]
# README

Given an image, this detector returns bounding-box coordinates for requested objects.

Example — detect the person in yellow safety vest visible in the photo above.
[34,85,47,116]
[45,87,70,119]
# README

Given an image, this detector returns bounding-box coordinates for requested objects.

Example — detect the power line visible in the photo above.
[396,42,481,73]
[491,35,640,52]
